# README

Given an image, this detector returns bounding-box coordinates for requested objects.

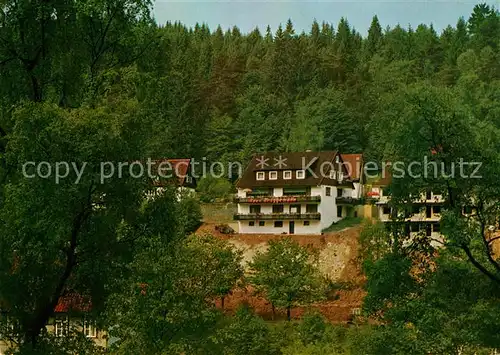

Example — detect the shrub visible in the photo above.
[197,176,233,202]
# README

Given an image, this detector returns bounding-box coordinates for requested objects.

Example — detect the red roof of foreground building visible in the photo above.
[54,292,92,313]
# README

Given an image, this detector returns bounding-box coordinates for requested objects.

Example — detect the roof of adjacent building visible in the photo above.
[340,154,363,181]
[369,162,392,187]
[148,158,194,187]
[236,151,351,188]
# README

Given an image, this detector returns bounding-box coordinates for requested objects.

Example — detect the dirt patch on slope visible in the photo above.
[196,223,366,322]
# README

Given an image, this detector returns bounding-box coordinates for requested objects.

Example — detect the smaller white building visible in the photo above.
[368,179,445,247]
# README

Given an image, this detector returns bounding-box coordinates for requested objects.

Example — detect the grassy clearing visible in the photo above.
[322,217,363,233]
[201,202,237,223]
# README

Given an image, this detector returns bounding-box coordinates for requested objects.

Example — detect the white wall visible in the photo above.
[318,185,338,230]
[237,188,246,198]
[238,220,322,234]
[236,184,350,235]
[238,203,319,215]
[352,182,363,199]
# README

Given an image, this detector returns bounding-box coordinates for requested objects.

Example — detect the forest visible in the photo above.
[0,0,500,354]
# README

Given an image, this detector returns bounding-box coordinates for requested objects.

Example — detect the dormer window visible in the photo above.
[256,172,265,181]
[338,171,344,181]
[329,170,336,179]
[296,170,305,179]
[283,170,292,180]
[269,171,278,180]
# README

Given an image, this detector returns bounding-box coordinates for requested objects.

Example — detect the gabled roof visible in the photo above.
[152,158,192,186]
[54,292,92,313]
[340,154,363,181]
[236,151,350,188]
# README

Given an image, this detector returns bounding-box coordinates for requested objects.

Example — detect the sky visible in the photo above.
[153,0,499,36]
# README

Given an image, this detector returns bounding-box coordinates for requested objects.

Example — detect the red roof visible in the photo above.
[340,154,363,181]
[54,293,92,313]
[150,158,192,186]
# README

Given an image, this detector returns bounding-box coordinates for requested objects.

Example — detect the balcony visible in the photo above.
[336,197,360,205]
[234,195,321,204]
[233,212,321,221]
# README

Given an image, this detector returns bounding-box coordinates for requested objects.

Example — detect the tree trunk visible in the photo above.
[221,296,225,309]
[287,306,291,321]
[271,303,275,321]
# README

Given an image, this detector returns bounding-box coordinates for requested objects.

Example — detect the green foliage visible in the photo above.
[185,234,244,305]
[213,305,277,355]
[359,221,392,264]
[107,233,243,353]
[176,192,203,234]
[197,175,233,203]
[1,2,500,353]
[363,253,416,315]
[296,311,327,345]
[322,216,363,233]
[248,238,326,321]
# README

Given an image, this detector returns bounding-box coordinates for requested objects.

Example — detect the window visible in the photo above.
[248,221,255,226]
[83,318,97,338]
[464,206,473,214]
[259,221,265,227]
[272,205,284,213]
[335,155,340,164]
[426,224,432,236]
[274,221,283,228]
[289,204,301,214]
[426,190,432,200]
[249,188,272,197]
[256,172,265,181]
[433,223,440,233]
[337,188,343,197]
[383,206,391,215]
[338,171,344,181]
[269,171,278,180]
[433,206,441,214]
[303,221,310,226]
[329,170,337,179]
[296,170,305,179]
[351,308,361,316]
[411,223,420,232]
[306,204,318,213]
[326,187,331,196]
[55,317,68,337]
[426,206,432,218]
[249,205,261,214]
[283,170,292,180]
[412,205,420,214]
[337,206,343,218]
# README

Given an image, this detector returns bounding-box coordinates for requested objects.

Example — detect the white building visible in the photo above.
[365,175,445,245]
[234,151,361,235]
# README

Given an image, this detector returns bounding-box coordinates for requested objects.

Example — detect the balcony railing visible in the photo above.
[336,197,361,205]
[233,212,321,221]
[234,195,321,204]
